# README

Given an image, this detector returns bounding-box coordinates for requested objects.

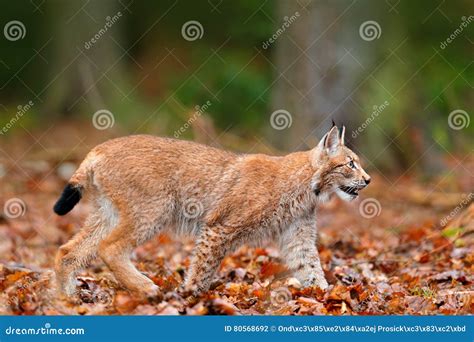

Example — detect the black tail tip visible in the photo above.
[53,184,82,216]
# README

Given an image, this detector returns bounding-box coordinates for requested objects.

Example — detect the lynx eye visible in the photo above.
[348,160,356,169]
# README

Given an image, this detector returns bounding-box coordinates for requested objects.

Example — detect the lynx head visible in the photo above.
[310,124,371,202]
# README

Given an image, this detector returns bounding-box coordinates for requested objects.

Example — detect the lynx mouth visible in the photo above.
[339,185,360,196]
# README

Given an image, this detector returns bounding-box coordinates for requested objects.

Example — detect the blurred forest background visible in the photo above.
[0,0,472,171]
[0,0,473,315]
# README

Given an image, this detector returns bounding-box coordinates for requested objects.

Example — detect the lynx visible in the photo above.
[53,124,370,297]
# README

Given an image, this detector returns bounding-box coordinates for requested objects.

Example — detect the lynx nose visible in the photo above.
[364,177,371,185]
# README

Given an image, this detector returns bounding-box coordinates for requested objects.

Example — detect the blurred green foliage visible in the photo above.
[0,0,472,157]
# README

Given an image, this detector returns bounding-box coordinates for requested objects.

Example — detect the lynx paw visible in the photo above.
[146,285,163,302]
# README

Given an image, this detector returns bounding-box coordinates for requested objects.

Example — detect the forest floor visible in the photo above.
[0,127,472,315]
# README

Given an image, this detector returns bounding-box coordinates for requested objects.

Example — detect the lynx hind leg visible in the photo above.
[98,218,161,298]
[184,225,241,295]
[55,196,119,297]
[55,214,109,296]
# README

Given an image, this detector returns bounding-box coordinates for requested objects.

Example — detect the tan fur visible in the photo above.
[55,125,370,297]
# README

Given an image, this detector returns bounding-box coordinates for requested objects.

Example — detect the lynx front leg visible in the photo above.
[185,225,239,295]
[280,218,328,289]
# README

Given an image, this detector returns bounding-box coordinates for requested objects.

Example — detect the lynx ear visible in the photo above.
[325,125,340,155]
[317,132,329,150]
[339,125,346,145]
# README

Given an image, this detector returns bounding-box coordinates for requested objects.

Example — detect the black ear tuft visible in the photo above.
[331,119,336,128]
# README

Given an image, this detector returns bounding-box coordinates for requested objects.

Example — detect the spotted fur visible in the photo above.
[54,125,370,297]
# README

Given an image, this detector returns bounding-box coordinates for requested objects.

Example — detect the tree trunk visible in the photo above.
[271,0,369,151]
[45,0,124,116]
